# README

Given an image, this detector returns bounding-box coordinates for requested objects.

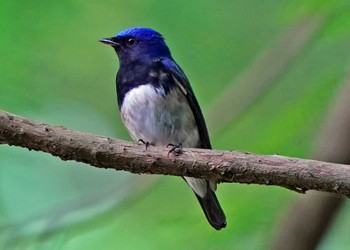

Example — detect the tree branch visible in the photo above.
[1,110,350,197]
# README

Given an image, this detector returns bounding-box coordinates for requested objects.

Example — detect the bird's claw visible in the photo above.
[138,139,154,150]
[167,143,183,156]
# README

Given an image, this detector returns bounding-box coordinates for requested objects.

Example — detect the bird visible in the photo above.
[99,27,226,230]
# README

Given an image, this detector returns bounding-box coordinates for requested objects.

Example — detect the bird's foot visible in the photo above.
[167,143,183,156]
[138,139,154,150]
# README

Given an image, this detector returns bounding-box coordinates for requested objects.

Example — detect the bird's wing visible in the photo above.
[159,58,212,149]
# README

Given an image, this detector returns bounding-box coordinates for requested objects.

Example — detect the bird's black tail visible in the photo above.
[194,187,227,230]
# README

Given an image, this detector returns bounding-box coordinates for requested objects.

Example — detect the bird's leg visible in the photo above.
[167,143,183,156]
[138,139,154,150]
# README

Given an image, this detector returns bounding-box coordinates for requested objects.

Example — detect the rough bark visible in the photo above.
[1,110,350,197]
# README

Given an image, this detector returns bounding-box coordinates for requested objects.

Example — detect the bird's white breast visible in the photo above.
[120,84,199,147]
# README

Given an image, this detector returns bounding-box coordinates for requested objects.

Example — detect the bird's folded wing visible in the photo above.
[159,58,212,149]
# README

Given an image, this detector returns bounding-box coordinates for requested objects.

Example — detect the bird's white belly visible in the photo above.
[120,84,199,147]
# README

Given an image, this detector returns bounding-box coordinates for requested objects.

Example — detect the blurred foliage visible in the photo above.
[1,0,350,249]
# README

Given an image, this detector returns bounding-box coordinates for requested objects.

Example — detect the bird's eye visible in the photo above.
[126,38,136,46]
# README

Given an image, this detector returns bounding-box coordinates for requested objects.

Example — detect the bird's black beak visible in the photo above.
[99,37,120,48]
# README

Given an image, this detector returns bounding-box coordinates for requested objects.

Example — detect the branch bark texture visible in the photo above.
[1,110,350,197]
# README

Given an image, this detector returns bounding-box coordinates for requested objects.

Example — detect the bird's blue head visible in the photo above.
[100,27,172,65]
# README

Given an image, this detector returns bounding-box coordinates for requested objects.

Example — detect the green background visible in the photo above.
[1,1,350,249]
